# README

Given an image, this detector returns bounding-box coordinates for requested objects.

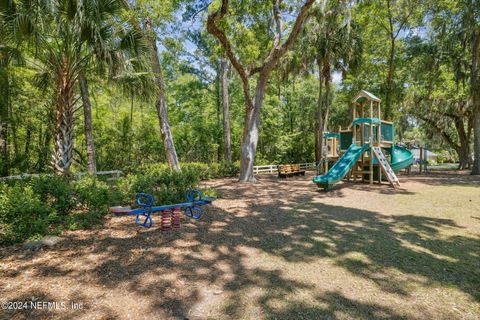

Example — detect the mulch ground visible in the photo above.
[1,171,479,319]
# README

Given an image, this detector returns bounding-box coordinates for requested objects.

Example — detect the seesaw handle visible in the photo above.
[137,193,154,208]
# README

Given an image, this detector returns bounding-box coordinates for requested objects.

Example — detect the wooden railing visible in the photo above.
[0,170,123,181]
[253,162,317,174]
[2,163,316,180]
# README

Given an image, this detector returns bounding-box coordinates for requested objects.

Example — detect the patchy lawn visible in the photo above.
[1,171,479,319]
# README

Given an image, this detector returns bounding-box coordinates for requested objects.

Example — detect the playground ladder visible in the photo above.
[371,146,401,188]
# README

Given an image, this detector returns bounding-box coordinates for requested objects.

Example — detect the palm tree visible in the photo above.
[297,1,361,161]
[2,0,140,175]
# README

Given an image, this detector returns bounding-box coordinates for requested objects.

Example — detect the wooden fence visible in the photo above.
[253,162,317,174]
[0,170,123,181]
[1,163,317,180]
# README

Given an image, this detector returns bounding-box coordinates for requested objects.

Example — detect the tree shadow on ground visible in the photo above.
[267,291,409,320]
[405,173,480,187]
[1,176,479,319]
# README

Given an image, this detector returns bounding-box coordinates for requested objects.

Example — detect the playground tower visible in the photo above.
[313,90,412,190]
[339,90,394,184]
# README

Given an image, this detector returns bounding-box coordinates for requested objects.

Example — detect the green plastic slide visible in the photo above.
[391,145,414,171]
[313,143,370,190]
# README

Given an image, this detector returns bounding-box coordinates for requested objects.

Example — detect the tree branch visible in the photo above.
[418,115,460,150]
[207,0,253,109]
[272,0,283,47]
[263,0,315,71]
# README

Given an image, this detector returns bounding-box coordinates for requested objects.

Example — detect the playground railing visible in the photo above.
[0,170,123,181]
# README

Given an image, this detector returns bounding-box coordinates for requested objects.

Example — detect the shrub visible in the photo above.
[182,162,211,180]
[0,182,51,243]
[218,161,240,177]
[116,167,201,206]
[74,177,110,209]
[65,210,105,231]
[31,175,76,215]
[435,150,457,164]
[133,161,240,180]
[0,160,236,243]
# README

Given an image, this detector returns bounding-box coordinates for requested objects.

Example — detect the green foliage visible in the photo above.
[31,176,76,216]
[0,182,50,243]
[0,175,124,243]
[435,150,457,164]
[65,210,105,231]
[74,177,111,209]
[181,162,240,179]
[115,161,238,206]
[1,0,478,201]
[116,166,199,205]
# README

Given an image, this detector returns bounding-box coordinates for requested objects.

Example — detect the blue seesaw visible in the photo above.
[109,189,215,228]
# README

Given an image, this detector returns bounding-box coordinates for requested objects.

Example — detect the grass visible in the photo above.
[0,172,479,319]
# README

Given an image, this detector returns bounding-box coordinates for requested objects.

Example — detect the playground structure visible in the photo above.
[109,189,215,229]
[319,132,340,173]
[313,90,413,190]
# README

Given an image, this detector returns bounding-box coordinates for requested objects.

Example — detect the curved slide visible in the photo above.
[391,145,414,171]
[313,143,370,190]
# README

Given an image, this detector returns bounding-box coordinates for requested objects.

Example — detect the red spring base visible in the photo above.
[172,207,181,228]
[160,210,172,231]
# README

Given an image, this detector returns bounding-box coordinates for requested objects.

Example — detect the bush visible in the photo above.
[435,150,457,164]
[74,177,110,209]
[218,161,240,177]
[182,162,211,180]
[0,176,116,243]
[65,210,105,231]
[0,182,51,243]
[0,160,235,244]
[31,175,76,216]
[133,161,240,180]
[116,167,201,206]
[181,161,240,179]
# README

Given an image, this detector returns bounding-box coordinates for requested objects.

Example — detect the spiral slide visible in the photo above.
[390,145,414,171]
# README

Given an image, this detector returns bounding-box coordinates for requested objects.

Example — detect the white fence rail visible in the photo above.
[0,170,123,181]
[253,162,317,174]
[2,163,316,180]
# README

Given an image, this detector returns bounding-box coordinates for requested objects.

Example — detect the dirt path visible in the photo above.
[1,172,479,319]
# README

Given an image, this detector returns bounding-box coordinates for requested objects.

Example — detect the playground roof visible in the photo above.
[351,117,381,127]
[352,90,381,104]
[324,132,340,139]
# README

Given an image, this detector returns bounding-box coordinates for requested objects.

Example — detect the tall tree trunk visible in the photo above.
[207,0,315,182]
[52,64,75,175]
[322,65,332,137]
[38,110,53,173]
[458,143,471,170]
[315,59,324,162]
[79,73,97,175]
[221,59,232,162]
[0,70,8,176]
[472,27,480,175]
[419,114,472,170]
[144,19,180,171]
[385,35,396,120]
[239,75,268,182]
[454,117,471,170]
[24,128,31,156]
